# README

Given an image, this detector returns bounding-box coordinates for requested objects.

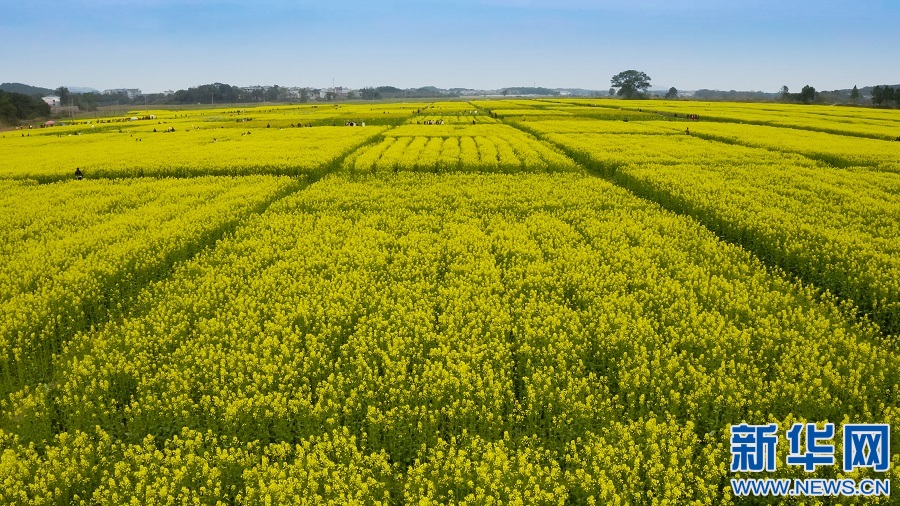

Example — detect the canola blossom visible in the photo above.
[1,99,899,504]
[344,124,578,172]
[0,126,387,180]
[2,173,898,503]
[0,176,299,394]
[523,124,900,335]
[565,98,900,140]
[648,120,900,171]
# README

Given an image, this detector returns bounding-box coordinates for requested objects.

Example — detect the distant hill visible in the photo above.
[0,82,54,97]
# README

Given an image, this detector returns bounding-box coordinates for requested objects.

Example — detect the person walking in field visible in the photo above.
[685,127,690,135]
[74,168,83,180]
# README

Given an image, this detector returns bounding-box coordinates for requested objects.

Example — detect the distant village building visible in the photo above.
[103,88,143,99]
[325,87,349,100]
[241,86,269,101]
[42,96,61,107]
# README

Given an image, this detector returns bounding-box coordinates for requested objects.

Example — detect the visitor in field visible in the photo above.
[74,168,83,180]
[686,127,690,135]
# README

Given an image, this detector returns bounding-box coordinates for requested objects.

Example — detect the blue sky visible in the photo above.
[1,0,897,93]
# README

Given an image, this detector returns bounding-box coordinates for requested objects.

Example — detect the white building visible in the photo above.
[42,96,61,107]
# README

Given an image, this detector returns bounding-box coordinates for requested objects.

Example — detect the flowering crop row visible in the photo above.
[409,115,497,124]
[0,126,387,180]
[534,127,900,335]
[343,124,577,172]
[570,99,900,140]
[0,176,299,395]
[515,118,671,135]
[490,108,574,117]
[2,173,896,503]
[648,120,900,171]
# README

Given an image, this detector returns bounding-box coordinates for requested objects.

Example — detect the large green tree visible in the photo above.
[610,70,651,99]
[799,85,817,104]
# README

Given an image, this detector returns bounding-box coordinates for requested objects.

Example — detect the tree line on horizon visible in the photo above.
[608,71,900,106]
[0,90,51,126]
[2,75,900,126]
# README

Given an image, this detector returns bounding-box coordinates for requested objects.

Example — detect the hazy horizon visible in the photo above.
[2,0,898,95]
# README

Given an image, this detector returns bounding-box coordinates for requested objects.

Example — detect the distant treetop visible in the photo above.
[610,70,651,99]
